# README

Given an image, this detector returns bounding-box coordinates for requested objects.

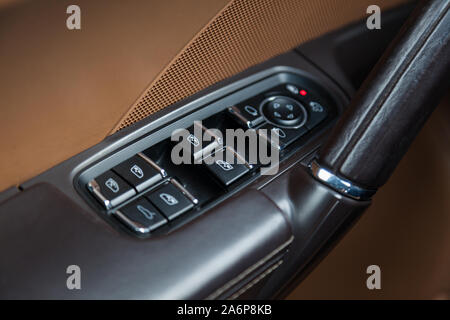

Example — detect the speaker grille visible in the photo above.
[114,0,406,132]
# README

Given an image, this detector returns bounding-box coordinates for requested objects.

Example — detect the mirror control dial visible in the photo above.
[260,95,307,128]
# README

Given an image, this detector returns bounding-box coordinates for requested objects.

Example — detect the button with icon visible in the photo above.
[146,183,194,221]
[174,123,223,163]
[87,171,136,209]
[228,101,264,128]
[112,154,163,192]
[304,101,328,130]
[261,96,307,128]
[114,198,167,234]
[258,123,308,150]
[205,148,250,186]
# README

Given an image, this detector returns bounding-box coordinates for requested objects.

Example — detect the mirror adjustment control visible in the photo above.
[228,103,264,128]
[258,123,308,150]
[112,154,164,192]
[146,182,194,221]
[205,148,250,186]
[114,198,167,234]
[305,101,328,129]
[260,96,307,128]
[87,171,136,209]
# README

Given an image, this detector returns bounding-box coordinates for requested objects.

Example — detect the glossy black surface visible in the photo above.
[112,155,161,192]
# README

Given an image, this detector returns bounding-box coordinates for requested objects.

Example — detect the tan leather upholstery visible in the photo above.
[0,0,405,191]
[0,0,229,191]
[287,95,450,299]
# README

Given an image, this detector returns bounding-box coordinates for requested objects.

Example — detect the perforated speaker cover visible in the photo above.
[113,0,406,131]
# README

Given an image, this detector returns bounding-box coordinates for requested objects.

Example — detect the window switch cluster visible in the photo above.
[83,76,336,237]
[87,151,198,234]
[87,153,166,210]
[113,179,195,234]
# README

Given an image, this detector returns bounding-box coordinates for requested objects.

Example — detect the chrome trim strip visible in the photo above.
[309,160,376,200]
[226,146,253,169]
[87,179,112,209]
[227,105,264,128]
[114,210,150,234]
[138,152,167,178]
[170,178,199,205]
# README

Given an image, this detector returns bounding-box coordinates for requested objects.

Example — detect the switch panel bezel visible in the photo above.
[76,69,342,237]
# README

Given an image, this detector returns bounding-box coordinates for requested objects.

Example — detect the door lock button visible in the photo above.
[87,171,136,209]
[114,198,167,234]
[112,154,163,192]
[146,183,194,221]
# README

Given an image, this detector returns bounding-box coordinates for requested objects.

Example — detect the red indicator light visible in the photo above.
[299,89,307,96]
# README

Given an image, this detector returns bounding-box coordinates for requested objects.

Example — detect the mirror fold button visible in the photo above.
[87,171,136,209]
[114,198,167,234]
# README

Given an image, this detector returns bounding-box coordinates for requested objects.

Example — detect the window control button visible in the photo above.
[87,171,136,209]
[175,123,222,162]
[112,154,163,192]
[305,101,328,129]
[258,123,308,150]
[146,183,194,221]
[228,103,264,128]
[114,198,167,234]
[205,148,250,186]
